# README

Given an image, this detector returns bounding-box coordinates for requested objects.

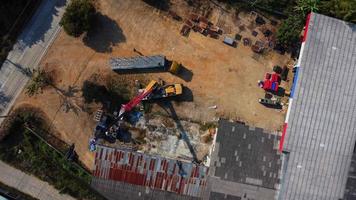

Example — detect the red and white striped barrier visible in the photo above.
[279,13,312,152]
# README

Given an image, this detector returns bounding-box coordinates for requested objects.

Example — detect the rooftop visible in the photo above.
[280,12,356,200]
[344,152,356,200]
[110,55,166,70]
[91,178,199,200]
[208,119,281,200]
[92,145,209,199]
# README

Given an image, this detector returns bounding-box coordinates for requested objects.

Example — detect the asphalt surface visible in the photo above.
[0,0,66,123]
[0,161,75,200]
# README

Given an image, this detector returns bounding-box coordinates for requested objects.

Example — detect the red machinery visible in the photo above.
[91,80,159,151]
[118,80,158,118]
[260,73,280,92]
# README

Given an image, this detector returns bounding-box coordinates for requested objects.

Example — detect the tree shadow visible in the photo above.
[157,101,200,164]
[81,80,128,111]
[4,59,32,77]
[18,0,66,48]
[143,0,171,11]
[83,13,126,53]
[348,23,356,32]
[62,85,79,98]
[60,97,80,115]
[0,91,11,113]
[175,65,193,82]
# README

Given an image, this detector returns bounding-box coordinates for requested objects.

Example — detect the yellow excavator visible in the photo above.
[142,80,183,100]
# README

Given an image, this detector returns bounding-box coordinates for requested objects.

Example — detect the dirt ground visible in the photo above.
[13,0,292,168]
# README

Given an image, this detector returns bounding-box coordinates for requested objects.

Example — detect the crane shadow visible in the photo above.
[157,101,200,164]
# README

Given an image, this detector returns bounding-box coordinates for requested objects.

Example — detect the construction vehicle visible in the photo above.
[167,60,182,74]
[91,81,158,143]
[143,83,183,100]
[90,80,183,150]
[259,95,282,108]
[258,72,281,92]
[118,80,158,118]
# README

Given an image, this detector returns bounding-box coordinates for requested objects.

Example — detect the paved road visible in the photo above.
[0,0,66,123]
[0,161,75,200]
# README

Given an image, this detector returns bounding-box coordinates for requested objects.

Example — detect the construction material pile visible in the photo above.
[181,13,222,38]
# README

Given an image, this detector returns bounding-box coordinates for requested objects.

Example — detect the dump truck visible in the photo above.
[143,83,183,100]
[168,61,182,74]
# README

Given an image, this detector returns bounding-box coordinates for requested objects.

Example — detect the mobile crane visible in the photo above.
[89,80,182,151]
[89,80,158,151]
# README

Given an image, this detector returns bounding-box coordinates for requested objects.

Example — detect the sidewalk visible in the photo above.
[0,161,76,200]
[0,0,66,124]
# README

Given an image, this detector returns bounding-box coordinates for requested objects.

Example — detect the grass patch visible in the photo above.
[0,107,105,200]
[200,122,217,131]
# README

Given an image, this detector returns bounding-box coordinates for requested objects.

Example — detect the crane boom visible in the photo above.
[118,80,158,118]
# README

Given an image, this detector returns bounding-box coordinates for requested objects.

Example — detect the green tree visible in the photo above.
[276,13,305,48]
[276,0,355,50]
[295,0,319,16]
[26,69,52,96]
[320,0,356,23]
[60,0,96,37]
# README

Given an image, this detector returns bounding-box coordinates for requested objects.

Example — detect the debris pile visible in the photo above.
[180,13,222,38]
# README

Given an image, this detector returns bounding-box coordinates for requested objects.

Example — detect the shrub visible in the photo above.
[60,0,96,37]
[26,69,52,96]
[0,108,105,200]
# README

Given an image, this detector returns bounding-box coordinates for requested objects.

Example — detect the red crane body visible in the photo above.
[118,80,158,118]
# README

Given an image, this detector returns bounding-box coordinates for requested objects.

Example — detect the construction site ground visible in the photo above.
[13,0,292,169]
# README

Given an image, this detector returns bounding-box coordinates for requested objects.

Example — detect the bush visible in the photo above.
[81,75,132,111]
[277,0,356,49]
[319,0,356,23]
[200,122,217,131]
[0,108,105,200]
[26,69,52,96]
[60,0,96,37]
[276,13,304,47]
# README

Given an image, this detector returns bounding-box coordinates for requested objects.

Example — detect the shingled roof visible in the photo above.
[208,119,281,200]
[279,13,356,200]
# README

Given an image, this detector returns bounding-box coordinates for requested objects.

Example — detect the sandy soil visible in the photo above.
[13,0,292,168]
